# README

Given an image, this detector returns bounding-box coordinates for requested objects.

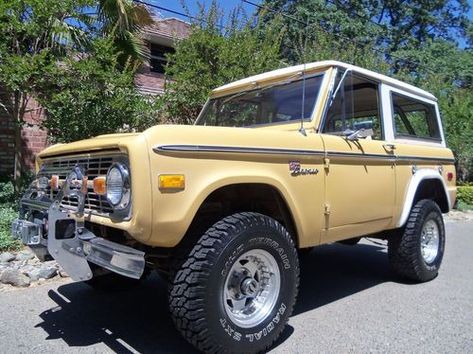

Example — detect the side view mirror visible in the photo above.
[343,128,374,141]
[343,128,365,141]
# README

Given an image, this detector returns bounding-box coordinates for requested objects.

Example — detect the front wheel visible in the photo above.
[388,199,445,282]
[169,212,299,354]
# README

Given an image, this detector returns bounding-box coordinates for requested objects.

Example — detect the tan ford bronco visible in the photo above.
[12,61,456,353]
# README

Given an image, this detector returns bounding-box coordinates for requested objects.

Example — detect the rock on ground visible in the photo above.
[15,250,35,261]
[0,269,30,287]
[0,252,16,263]
[0,249,69,288]
[25,266,56,281]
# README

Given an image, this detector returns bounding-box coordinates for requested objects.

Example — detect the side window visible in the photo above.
[391,93,440,140]
[323,72,383,140]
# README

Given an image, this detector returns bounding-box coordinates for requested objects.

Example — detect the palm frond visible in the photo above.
[97,0,154,63]
[120,29,150,60]
[48,17,91,52]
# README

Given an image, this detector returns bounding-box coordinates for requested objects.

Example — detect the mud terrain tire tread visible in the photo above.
[168,212,299,354]
[388,199,445,282]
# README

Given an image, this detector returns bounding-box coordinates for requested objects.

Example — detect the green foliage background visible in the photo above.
[36,38,161,143]
[0,180,21,251]
[457,186,473,209]
[160,2,284,123]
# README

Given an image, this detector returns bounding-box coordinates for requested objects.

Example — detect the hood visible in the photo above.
[143,124,315,152]
[38,122,314,161]
[38,133,142,159]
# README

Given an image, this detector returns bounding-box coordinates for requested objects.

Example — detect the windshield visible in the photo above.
[195,74,324,127]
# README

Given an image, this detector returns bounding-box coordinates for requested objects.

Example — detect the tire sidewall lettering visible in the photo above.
[219,302,287,343]
[221,243,244,277]
[248,236,292,269]
[210,224,297,348]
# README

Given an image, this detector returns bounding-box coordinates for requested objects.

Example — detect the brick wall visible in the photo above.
[0,97,47,177]
[0,110,15,177]
[134,67,167,95]
[21,99,47,171]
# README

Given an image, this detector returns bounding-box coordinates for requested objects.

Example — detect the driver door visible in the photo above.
[320,72,395,242]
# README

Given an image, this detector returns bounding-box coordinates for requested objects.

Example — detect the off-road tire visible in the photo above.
[388,199,445,282]
[169,212,299,354]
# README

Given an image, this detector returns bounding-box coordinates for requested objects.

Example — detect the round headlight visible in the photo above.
[106,163,130,210]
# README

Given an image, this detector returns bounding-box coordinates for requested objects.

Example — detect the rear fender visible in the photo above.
[396,169,450,228]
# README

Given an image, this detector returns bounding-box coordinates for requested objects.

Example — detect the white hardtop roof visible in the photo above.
[211,60,436,101]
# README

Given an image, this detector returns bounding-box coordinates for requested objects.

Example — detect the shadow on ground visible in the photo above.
[35,241,395,353]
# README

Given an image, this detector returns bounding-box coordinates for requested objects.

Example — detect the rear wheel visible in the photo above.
[388,199,445,282]
[169,212,299,354]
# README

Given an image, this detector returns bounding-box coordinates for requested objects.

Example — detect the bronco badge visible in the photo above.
[289,161,319,175]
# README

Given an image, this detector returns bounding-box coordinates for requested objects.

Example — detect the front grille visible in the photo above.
[38,152,127,217]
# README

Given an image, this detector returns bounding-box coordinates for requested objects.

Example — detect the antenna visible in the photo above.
[299,17,309,137]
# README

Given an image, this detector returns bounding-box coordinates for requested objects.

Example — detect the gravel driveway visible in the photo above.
[0,220,471,353]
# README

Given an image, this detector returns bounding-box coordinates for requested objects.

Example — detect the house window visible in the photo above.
[150,44,174,74]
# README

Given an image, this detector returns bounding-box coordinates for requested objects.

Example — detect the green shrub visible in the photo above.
[0,180,15,205]
[457,186,473,208]
[456,200,473,211]
[0,176,33,251]
[0,204,21,252]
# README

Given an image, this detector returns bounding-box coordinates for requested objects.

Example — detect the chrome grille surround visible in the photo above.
[36,151,130,218]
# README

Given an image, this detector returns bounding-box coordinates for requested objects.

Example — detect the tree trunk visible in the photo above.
[13,121,22,194]
[12,91,25,195]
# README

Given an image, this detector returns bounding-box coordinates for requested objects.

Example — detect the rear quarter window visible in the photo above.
[391,92,441,141]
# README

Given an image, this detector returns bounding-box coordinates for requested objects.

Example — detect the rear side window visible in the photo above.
[391,93,441,141]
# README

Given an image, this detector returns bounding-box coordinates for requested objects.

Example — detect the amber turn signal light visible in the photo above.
[93,176,107,195]
[158,174,185,190]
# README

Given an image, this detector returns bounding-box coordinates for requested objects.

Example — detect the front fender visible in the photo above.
[150,172,307,247]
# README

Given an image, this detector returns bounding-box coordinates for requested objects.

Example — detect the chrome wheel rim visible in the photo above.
[223,249,281,328]
[421,219,440,263]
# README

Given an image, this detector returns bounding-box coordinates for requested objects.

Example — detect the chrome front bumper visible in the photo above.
[11,166,144,281]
